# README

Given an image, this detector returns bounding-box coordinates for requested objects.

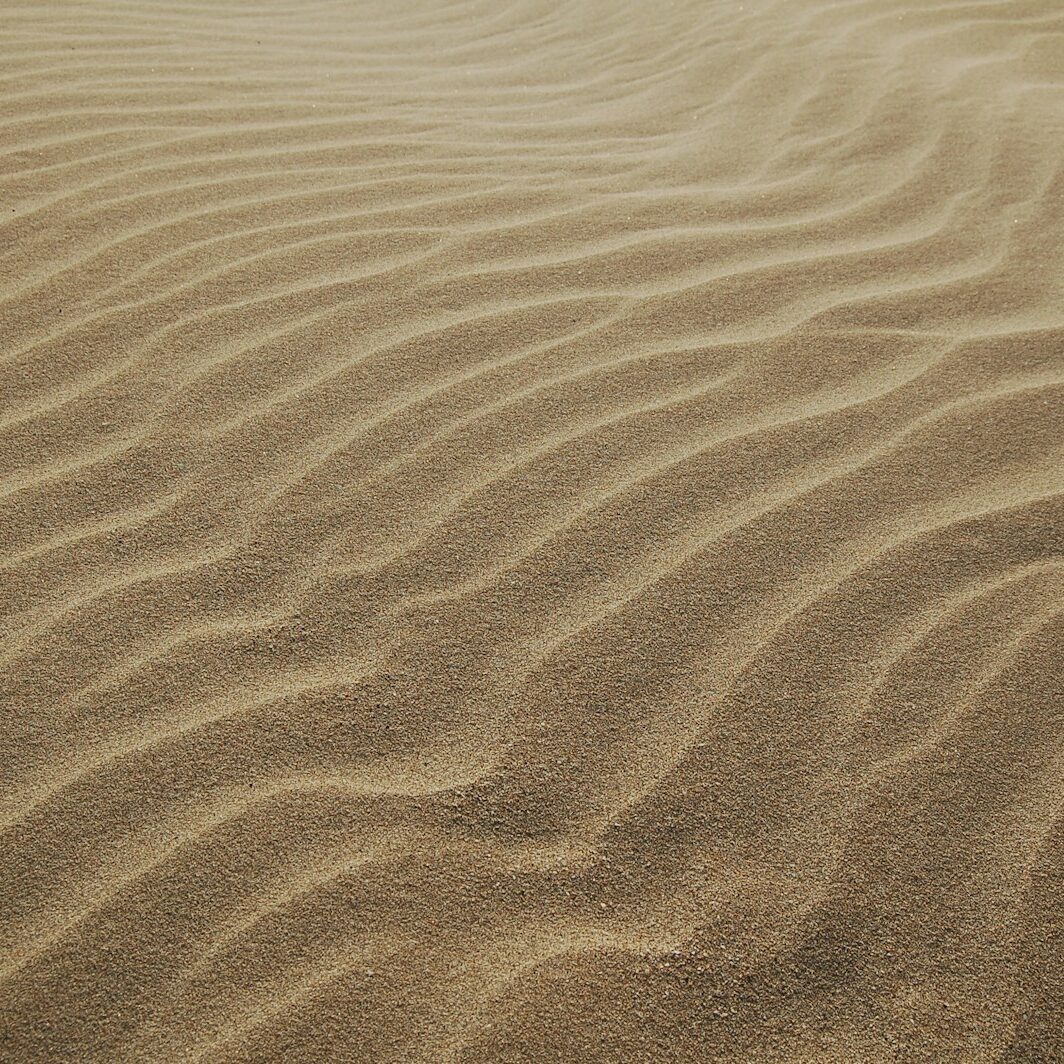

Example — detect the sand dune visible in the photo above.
[1,0,1063,1060]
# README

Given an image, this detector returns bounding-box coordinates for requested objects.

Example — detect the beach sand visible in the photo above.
[1,1,1063,1061]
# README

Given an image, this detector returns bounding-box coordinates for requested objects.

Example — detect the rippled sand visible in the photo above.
[2,1,1063,1061]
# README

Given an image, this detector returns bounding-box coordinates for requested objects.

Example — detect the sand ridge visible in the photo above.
[1,0,1063,1061]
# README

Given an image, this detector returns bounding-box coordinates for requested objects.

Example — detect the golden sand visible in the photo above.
[1,0,1063,1060]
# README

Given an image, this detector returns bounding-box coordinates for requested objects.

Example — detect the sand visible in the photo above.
[1,0,1063,1061]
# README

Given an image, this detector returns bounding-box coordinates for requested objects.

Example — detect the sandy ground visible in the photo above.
[1,1,1063,1061]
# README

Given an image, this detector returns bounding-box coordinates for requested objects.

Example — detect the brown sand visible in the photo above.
[1,0,1063,1061]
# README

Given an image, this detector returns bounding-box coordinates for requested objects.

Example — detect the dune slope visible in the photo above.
[1,0,1063,1061]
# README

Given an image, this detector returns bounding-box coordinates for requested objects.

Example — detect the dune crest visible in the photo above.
[2,0,1063,1061]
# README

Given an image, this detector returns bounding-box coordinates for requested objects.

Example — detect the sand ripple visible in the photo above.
[2,0,1063,1060]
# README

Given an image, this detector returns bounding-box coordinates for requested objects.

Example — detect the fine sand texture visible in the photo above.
[2,1,1063,1061]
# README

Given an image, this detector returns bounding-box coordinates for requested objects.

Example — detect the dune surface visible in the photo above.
[2,0,1063,1061]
